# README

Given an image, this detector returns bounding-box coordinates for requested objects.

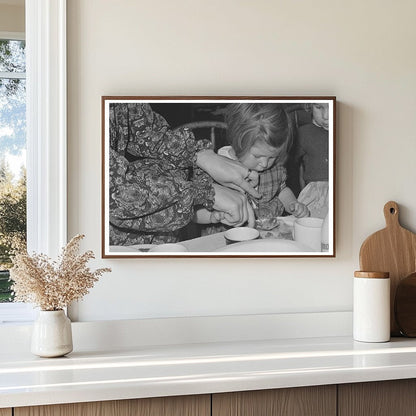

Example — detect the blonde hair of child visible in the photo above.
[225,103,293,163]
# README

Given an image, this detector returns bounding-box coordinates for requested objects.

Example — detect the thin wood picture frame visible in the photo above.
[102,96,336,258]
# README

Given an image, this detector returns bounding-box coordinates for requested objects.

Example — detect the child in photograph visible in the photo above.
[296,103,330,219]
[225,103,309,220]
[196,103,309,231]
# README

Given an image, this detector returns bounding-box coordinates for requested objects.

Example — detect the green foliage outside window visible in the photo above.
[0,38,27,303]
[0,270,12,302]
[0,162,26,302]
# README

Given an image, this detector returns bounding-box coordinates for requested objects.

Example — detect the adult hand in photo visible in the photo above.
[212,183,255,227]
[196,149,260,199]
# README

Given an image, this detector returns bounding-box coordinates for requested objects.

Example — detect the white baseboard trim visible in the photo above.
[0,311,352,353]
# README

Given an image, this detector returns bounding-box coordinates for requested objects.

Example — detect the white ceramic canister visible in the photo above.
[353,271,390,343]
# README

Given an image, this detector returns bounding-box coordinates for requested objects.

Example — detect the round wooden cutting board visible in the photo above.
[359,201,416,336]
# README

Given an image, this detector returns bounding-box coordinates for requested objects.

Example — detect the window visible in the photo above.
[0,34,27,307]
[0,0,67,323]
[0,32,34,322]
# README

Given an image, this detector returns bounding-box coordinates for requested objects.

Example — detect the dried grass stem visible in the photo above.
[10,234,111,310]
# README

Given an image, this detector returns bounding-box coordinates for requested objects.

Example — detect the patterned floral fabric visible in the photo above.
[109,103,214,246]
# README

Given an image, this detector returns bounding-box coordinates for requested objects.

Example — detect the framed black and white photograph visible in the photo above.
[102,96,336,258]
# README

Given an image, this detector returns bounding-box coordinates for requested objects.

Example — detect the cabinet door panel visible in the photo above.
[0,409,12,416]
[212,386,336,416]
[15,394,210,416]
[338,380,416,416]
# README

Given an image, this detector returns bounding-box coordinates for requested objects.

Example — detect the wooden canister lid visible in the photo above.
[354,271,389,279]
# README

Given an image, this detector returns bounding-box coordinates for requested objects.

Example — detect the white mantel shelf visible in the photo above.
[2,334,416,409]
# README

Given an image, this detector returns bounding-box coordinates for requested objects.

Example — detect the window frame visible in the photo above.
[0,0,67,323]
[0,31,27,317]
[26,0,67,257]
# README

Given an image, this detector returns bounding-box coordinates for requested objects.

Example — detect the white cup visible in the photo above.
[293,217,324,251]
[224,227,260,245]
[149,243,188,252]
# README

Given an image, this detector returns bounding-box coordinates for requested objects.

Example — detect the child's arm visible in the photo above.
[278,187,309,218]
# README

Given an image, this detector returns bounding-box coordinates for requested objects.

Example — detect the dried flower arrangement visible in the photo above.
[10,234,111,311]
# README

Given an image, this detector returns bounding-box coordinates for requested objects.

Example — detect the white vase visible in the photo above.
[31,310,73,357]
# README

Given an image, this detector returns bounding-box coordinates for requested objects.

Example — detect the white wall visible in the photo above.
[67,0,416,322]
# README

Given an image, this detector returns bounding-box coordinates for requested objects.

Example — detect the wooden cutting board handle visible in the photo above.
[384,201,400,229]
